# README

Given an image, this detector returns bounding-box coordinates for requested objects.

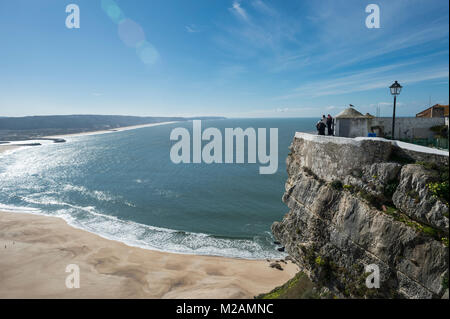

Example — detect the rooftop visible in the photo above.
[416,104,449,117]
[335,107,368,119]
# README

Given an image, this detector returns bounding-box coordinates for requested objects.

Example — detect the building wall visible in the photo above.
[335,117,445,139]
[416,105,448,118]
[335,118,368,138]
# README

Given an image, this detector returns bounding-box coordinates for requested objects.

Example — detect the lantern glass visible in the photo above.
[389,81,402,96]
[390,87,395,95]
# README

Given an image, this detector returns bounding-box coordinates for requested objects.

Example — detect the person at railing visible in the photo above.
[326,114,334,136]
[316,120,326,135]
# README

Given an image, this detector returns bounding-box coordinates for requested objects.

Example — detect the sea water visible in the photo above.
[0,118,317,259]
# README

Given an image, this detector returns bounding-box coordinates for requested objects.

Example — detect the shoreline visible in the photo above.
[0,210,298,298]
[0,121,178,155]
[0,119,298,298]
[0,204,284,260]
[0,145,21,156]
[44,121,179,139]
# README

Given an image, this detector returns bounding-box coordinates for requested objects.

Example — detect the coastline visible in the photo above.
[44,121,179,139]
[0,210,298,298]
[0,119,298,298]
[0,121,179,155]
[0,145,21,156]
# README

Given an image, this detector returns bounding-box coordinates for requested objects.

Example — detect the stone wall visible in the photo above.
[335,117,445,139]
[272,133,449,299]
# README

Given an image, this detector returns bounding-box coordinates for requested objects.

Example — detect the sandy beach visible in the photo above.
[0,210,297,299]
[0,145,21,155]
[43,121,179,139]
[0,121,178,155]
[1,120,298,299]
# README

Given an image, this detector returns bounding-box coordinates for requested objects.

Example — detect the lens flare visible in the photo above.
[101,0,125,24]
[101,1,159,65]
[118,19,146,48]
[136,41,159,65]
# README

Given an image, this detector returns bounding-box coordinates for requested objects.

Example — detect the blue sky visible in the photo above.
[0,0,448,118]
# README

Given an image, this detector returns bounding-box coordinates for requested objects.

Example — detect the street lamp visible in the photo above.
[389,81,402,139]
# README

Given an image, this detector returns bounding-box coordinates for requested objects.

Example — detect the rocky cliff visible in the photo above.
[272,133,449,299]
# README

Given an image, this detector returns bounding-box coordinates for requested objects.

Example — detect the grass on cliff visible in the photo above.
[339,180,449,246]
[416,161,449,206]
[384,205,448,245]
[255,272,319,299]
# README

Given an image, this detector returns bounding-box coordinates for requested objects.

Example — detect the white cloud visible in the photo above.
[251,0,278,17]
[278,62,449,99]
[219,0,448,79]
[185,24,199,33]
[230,1,249,22]
[219,0,301,57]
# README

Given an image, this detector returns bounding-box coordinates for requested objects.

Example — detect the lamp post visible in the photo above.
[389,81,402,139]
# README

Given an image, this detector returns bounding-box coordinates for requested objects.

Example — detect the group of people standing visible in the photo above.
[316,114,334,136]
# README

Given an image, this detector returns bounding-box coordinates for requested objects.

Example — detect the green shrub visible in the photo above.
[416,161,448,186]
[416,161,439,171]
[427,181,449,204]
[330,180,343,190]
[343,184,354,191]
[422,226,438,237]
[384,206,398,217]
[384,180,399,198]
[315,256,326,266]
[429,125,448,137]
[302,167,324,183]
[382,206,444,241]
[255,272,317,299]
[359,190,383,210]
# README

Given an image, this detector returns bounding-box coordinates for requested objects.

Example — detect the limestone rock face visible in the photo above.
[273,134,449,299]
[393,164,449,232]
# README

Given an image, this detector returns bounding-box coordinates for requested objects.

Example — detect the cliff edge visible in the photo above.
[272,133,449,299]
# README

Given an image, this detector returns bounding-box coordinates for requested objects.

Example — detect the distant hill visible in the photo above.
[0,115,225,141]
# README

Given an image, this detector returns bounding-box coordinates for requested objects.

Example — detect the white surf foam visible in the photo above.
[0,202,285,260]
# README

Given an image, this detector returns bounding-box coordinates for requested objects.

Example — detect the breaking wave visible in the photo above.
[0,202,285,259]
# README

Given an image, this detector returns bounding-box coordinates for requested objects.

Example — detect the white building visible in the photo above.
[334,106,445,139]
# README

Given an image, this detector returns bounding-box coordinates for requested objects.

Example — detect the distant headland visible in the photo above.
[0,115,226,141]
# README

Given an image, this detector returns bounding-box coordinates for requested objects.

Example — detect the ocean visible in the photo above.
[0,118,317,259]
